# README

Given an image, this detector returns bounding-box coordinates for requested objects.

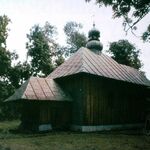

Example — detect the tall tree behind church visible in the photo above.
[108,40,142,70]
[26,22,60,77]
[63,21,87,56]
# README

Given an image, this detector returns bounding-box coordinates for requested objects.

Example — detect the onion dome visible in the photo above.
[86,23,103,54]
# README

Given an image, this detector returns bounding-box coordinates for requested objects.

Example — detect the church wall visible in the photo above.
[56,73,147,131]
[20,101,71,131]
[38,101,72,130]
[20,73,147,132]
[82,74,147,126]
[56,74,84,125]
[20,101,40,131]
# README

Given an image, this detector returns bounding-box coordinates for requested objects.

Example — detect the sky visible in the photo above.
[0,0,150,79]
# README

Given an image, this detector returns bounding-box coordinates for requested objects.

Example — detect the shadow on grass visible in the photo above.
[1,128,144,140]
[0,144,11,150]
[0,120,146,141]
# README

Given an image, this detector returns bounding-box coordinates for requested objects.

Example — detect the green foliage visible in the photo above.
[0,48,11,76]
[8,61,31,88]
[108,40,142,69]
[0,15,10,47]
[88,0,150,18]
[86,0,150,38]
[0,15,27,120]
[0,15,11,76]
[55,56,64,67]
[0,15,12,101]
[0,80,16,120]
[26,22,61,76]
[142,25,150,42]
[64,21,87,56]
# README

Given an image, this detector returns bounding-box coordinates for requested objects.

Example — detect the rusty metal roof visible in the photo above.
[48,47,150,86]
[5,77,72,102]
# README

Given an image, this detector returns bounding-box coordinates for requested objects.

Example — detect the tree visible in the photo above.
[0,15,10,47]
[26,22,59,76]
[0,15,17,120]
[107,40,142,69]
[0,15,30,120]
[142,24,150,42]
[8,61,31,88]
[86,0,150,38]
[0,15,12,92]
[0,47,11,76]
[63,21,87,56]
[0,15,11,76]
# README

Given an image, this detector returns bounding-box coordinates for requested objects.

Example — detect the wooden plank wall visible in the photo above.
[39,101,72,129]
[82,74,147,125]
[55,73,147,127]
[21,101,40,130]
[56,75,84,125]
[21,101,72,130]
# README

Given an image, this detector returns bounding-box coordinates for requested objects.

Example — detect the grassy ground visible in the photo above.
[0,121,150,150]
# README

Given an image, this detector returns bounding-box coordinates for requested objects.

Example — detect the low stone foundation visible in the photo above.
[38,124,52,132]
[71,123,144,132]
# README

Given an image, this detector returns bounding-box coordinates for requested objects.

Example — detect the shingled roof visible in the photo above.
[48,47,150,86]
[5,77,71,102]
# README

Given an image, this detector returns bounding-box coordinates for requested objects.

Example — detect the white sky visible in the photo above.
[0,0,150,79]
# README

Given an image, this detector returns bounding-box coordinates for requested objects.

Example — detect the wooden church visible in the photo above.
[6,25,150,132]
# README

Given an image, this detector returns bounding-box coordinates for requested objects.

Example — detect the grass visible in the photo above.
[0,120,150,150]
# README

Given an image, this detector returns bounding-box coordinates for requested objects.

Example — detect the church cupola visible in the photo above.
[86,23,103,54]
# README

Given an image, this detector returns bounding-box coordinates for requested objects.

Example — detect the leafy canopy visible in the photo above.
[86,0,150,39]
[0,15,11,76]
[142,24,150,42]
[63,21,87,56]
[26,22,59,76]
[107,39,142,69]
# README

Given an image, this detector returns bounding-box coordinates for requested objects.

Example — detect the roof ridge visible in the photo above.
[47,47,86,78]
[78,47,88,73]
